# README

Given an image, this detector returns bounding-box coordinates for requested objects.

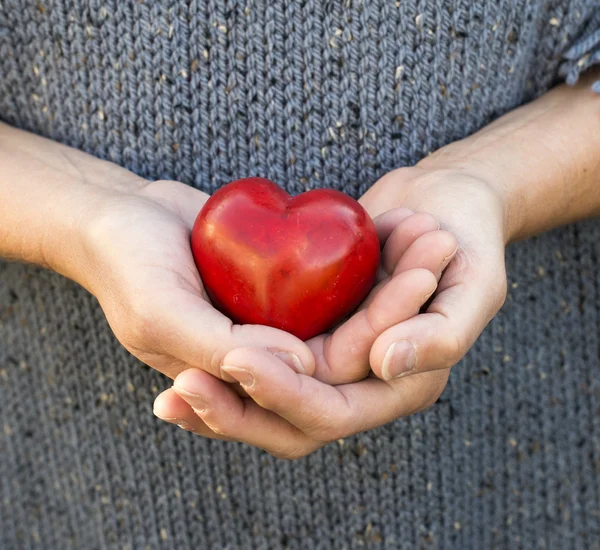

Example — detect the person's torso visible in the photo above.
[0,0,594,196]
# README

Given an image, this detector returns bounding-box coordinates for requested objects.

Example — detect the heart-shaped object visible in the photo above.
[191,177,380,340]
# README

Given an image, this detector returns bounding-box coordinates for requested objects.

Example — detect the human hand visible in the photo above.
[76,180,316,381]
[360,166,508,381]
[0,123,317,385]
[302,205,458,385]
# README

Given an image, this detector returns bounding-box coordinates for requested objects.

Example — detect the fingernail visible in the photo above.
[153,413,177,422]
[221,365,255,388]
[417,289,436,315]
[381,340,418,380]
[153,414,191,430]
[445,245,459,263]
[271,351,305,373]
[437,245,459,280]
[423,287,436,303]
[172,387,209,414]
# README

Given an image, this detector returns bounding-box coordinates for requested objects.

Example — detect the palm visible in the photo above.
[86,180,314,381]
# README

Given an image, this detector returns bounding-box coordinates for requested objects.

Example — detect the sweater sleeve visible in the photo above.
[560,10,600,93]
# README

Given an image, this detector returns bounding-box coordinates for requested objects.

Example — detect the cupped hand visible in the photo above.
[154,164,511,458]
[79,180,315,380]
[124,178,452,385]
[361,166,508,380]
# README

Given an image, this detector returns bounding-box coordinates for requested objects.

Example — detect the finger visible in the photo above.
[381,213,440,274]
[309,269,437,384]
[221,347,450,440]
[171,368,320,459]
[371,208,414,245]
[153,388,230,440]
[358,228,452,311]
[148,360,250,397]
[308,227,455,385]
[370,252,507,380]
[372,213,442,284]
[391,230,458,281]
[143,287,315,380]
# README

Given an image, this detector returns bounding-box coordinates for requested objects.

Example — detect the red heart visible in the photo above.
[191,177,380,340]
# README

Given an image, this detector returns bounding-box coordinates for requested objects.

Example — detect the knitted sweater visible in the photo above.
[1,1,599,549]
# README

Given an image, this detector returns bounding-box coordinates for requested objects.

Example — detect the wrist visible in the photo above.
[416,151,517,244]
[0,123,149,289]
[40,178,124,291]
[419,78,600,242]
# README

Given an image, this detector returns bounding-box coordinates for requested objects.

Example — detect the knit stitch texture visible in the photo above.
[1,1,600,549]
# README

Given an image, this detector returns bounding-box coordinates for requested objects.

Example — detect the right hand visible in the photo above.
[76,180,316,380]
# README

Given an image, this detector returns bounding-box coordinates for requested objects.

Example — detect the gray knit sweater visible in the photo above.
[1,1,600,549]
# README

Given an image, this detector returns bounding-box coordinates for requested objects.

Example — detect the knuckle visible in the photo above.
[437,331,466,368]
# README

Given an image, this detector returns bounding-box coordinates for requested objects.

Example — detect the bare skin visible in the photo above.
[2,70,599,459]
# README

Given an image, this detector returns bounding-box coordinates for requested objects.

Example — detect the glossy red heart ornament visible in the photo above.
[191,177,380,340]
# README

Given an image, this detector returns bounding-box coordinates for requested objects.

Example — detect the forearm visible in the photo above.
[419,69,600,242]
[0,123,144,283]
